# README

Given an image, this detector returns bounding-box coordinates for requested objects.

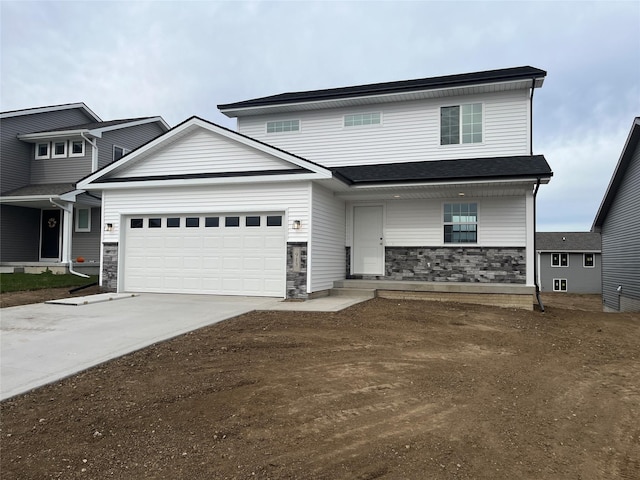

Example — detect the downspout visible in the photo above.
[49,198,90,278]
[533,178,544,312]
[81,132,99,172]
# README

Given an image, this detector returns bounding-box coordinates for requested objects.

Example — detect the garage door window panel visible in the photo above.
[186,217,200,228]
[130,218,143,228]
[205,217,219,227]
[267,216,282,226]
[225,216,240,227]
[246,216,261,227]
[148,218,162,228]
[167,218,180,228]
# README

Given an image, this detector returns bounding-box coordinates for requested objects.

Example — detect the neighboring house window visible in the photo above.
[113,145,129,161]
[52,141,67,158]
[36,142,50,159]
[443,202,478,243]
[75,208,91,232]
[551,253,568,267]
[440,103,483,145]
[553,279,568,292]
[344,112,381,127]
[70,140,85,157]
[266,120,300,133]
[584,253,595,268]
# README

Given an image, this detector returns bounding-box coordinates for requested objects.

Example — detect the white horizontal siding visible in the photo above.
[347,195,526,247]
[310,184,346,292]
[238,90,530,167]
[113,129,297,178]
[102,182,311,243]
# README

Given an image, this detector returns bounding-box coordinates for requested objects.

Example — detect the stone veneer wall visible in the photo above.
[102,242,119,292]
[348,246,526,283]
[286,242,308,299]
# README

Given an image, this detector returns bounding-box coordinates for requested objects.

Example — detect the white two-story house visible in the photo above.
[79,66,552,309]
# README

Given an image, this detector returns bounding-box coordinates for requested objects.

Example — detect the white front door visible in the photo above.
[353,205,384,275]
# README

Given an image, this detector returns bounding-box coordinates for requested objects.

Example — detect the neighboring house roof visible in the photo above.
[0,102,101,122]
[592,117,640,231]
[219,66,546,115]
[536,232,602,252]
[332,155,552,185]
[17,116,170,140]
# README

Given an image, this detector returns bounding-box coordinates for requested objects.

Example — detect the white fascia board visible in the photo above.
[59,190,84,202]
[0,194,60,203]
[349,176,551,190]
[0,103,101,121]
[537,249,602,253]
[18,130,93,142]
[82,172,327,190]
[91,116,170,134]
[221,79,541,118]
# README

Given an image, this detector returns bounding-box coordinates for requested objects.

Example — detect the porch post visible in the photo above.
[61,206,72,263]
[525,189,535,286]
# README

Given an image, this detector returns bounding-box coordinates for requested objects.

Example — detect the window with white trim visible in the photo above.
[553,278,567,292]
[75,208,91,232]
[113,145,129,161]
[551,253,568,267]
[266,119,300,133]
[443,202,478,243]
[52,140,67,158]
[70,140,85,157]
[584,253,595,268]
[36,142,50,159]
[344,112,381,127]
[440,103,483,145]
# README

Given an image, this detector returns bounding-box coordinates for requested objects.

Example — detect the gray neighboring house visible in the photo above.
[0,103,169,274]
[536,232,602,294]
[592,117,640,312]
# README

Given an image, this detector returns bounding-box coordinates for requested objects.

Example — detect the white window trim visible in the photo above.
[265,119,301,134]
[553,278,568,292]
[442,201,479,245]
[551,252,569,267]
[343,112,383,128]
[583,253,595,268]
[75,208,91,232]
[35,142,50,159]
[52,140,68,159]
[113,145,129,161]
[439,102,484,146]
[69,139,85,157]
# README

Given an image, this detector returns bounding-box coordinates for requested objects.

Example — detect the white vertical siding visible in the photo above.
[347,195,527,248]
[309,184,346,292]
[102,182,311,244]
[238,90,530,167]
[112,129,297,178]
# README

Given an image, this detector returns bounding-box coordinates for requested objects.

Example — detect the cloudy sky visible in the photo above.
[1,1,638,231]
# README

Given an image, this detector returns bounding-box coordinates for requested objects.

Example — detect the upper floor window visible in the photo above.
[266,119,300,133]
[440,103,483,145]
[35,142,50,159]
[443,202,478,243]
[52,141,67,158]
[551,253,568,267]
[113,145,129,161]
[70,140,85,157]
[344,112,381,127]
[584,253,595,268]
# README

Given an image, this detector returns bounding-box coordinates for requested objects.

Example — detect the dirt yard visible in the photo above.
[1,294,639,479]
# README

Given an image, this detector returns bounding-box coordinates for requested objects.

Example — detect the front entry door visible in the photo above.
[353,205,384,275]
[40,209,61,260]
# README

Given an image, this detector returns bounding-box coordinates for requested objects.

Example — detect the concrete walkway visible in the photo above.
[0,293,369,401]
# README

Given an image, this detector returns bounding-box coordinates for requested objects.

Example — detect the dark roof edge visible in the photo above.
[91,169,310,184]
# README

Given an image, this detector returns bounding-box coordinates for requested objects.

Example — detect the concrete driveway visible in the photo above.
[0,294,281,401]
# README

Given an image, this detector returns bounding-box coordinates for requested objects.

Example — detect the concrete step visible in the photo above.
[329,288,377,298]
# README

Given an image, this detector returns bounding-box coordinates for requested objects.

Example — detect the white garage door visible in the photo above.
[123,213,285,296]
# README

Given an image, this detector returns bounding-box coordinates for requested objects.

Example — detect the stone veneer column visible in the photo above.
[286,242,307,299]
[102,242,119,292]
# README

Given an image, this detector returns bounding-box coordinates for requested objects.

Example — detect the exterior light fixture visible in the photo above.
[292,220,301,230]
[104,223,114,232]
[458,192,465,197]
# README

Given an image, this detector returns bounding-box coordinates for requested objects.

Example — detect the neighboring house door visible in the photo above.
[353,205,384,275]
[40,209,61,260]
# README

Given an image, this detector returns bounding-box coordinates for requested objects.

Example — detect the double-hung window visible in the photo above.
[75,208,91,232]
[52,141,67,158]
[36,142,50,159]
[443,202,478,243]
[583,253,594,268]
[113,146,129,161]
[441,103,483,145]
[70,140,85,157]
[551,253,568,267]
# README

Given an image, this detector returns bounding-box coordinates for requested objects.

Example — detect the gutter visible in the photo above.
[49,198,90,278]
[533,178,544,312]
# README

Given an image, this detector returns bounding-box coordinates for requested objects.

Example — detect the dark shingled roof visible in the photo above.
[218,66,546,110]
[2,183,75,197]
[536,232,602,252]
[332,155,552,185]
[28,118,156,134]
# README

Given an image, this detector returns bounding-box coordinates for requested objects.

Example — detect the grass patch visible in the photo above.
[0,272,98,293]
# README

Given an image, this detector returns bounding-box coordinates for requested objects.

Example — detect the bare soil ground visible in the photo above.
[0,285,103,308]
[1,293,639,479]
